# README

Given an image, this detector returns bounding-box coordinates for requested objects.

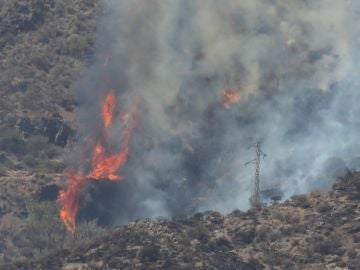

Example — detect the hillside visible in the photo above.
[0,0,102,264]
[0,0,101,119]
[2,172,359,270]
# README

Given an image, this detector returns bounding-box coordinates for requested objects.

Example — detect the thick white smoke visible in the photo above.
[73,0,360,224]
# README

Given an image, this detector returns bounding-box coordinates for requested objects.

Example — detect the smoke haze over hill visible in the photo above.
[69,0,360,225]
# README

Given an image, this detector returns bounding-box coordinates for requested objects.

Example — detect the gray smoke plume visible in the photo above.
[70,0,360,225]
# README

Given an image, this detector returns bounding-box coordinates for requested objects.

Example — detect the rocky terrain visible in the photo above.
[1,171,359,270]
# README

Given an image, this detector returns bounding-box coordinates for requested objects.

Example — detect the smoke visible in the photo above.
[70,0,360,225]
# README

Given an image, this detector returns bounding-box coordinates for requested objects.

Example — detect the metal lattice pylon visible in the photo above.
[245,142,266,208]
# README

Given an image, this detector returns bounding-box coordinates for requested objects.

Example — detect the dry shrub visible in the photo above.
[290,194,311,208]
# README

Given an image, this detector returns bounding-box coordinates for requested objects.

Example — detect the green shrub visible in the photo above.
[20,90,47,111]
[233,224,255,244]
[42,144,62,159]
[311,234,342,255]
[43,160,64,173]
[0,125,25,154]
[141,244,160,262]
[23,155,39,168]
[208,235,233,251]
[347,248,357,259]
[262,249,282,266]
[67,34,91,56]
[0,164,7,176]
[68,219,106,246]
[25,136,49,157]
[10,200,108,260]
[0,125,21,141]
[255,225,268,242]
[24,200,66,252]
[188,226,210,243]
[316,202,332,213]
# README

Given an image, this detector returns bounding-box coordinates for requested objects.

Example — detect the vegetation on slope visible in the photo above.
[2,172,360,269]
[0,0,101,118]
[0,0,103,264]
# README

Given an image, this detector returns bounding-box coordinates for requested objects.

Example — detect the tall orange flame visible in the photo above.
[58,90,137,233]
[102,90,116,129]
[58,171,85,233]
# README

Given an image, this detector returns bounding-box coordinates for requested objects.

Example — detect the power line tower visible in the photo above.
[245,142,266,208]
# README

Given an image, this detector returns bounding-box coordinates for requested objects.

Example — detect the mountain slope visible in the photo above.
[4,172,360,270]
[0,0,102,264]
[0,0,101,120]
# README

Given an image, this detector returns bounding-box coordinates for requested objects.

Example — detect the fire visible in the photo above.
[102,90,116,129]
[222,89,241,108]
[58,171,85,233]
[87,143,128,181]
[58,89,137,233]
